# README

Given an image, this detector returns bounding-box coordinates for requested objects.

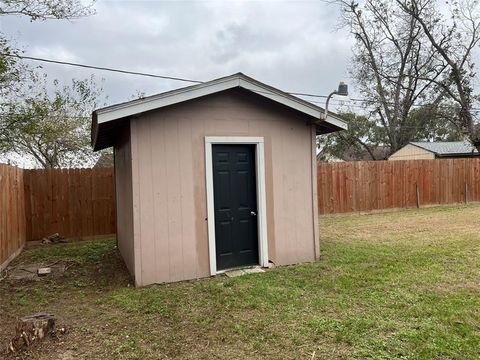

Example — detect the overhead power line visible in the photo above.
[4,53,204,84]
[9,53,360,100]
[6,53,480,111]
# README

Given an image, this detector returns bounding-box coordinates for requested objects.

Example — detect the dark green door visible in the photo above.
[212,144,259,270]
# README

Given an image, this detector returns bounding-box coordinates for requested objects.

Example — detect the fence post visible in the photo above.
[465,181,468,204]
[415,182,420,208]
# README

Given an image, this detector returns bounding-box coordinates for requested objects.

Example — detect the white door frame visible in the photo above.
[205,136,269,275]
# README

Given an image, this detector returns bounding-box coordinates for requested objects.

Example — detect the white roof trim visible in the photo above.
[94,73,347,129]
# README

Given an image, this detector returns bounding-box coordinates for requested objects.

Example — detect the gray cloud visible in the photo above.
[0,0,353,107]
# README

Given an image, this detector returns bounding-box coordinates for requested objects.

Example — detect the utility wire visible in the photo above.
[4,53,204,84]
[6,53,480,111]
[10,53,359,101]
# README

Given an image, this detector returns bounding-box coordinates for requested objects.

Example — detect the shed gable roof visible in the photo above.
[91,73,347,151]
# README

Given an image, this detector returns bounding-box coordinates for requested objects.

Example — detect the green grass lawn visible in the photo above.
[1,204,480,359]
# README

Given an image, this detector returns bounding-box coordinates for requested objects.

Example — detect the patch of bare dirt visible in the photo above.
[0,242,132,359]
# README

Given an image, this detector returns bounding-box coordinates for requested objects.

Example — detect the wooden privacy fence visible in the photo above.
[24,168,116,241]
[2,159,480,267]
[0,165,26,270]
[318,158,480,214]
[0,165,115,270]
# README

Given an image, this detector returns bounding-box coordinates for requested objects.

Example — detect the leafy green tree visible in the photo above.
[0,76,106,168]
[318,110,463,161]
[403,106,464,142]
[318,113,385,161]
[0,0,98,167]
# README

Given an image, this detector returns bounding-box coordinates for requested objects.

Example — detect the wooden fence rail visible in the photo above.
[0,165,26,270]
[318,159,480,214]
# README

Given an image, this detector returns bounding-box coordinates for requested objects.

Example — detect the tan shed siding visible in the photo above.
[114,124,135,278]
[268,114,315,265]
[130,89,316,285]
[389,144,435,160]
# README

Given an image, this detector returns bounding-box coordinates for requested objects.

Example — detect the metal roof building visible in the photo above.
[389,141,479,161]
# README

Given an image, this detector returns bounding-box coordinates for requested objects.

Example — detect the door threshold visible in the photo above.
[221,266,265,278]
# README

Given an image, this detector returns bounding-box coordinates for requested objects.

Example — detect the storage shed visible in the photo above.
[91,73,346,286]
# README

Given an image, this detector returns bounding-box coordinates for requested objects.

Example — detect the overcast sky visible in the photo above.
[0,0,353,109]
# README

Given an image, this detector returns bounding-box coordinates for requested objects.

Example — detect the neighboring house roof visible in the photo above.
[410,141,478,157]
[94,153,114,168]
[91,72,347,151]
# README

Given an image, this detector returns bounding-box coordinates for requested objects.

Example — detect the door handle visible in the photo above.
[250,211,257,216]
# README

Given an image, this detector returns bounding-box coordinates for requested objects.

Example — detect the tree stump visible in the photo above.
[8,313,55,353]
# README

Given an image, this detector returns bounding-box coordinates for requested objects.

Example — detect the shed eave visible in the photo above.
[436,152,479,157]
[321,114,348,131]
[92,73,348,150]
[95,76,242,125]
